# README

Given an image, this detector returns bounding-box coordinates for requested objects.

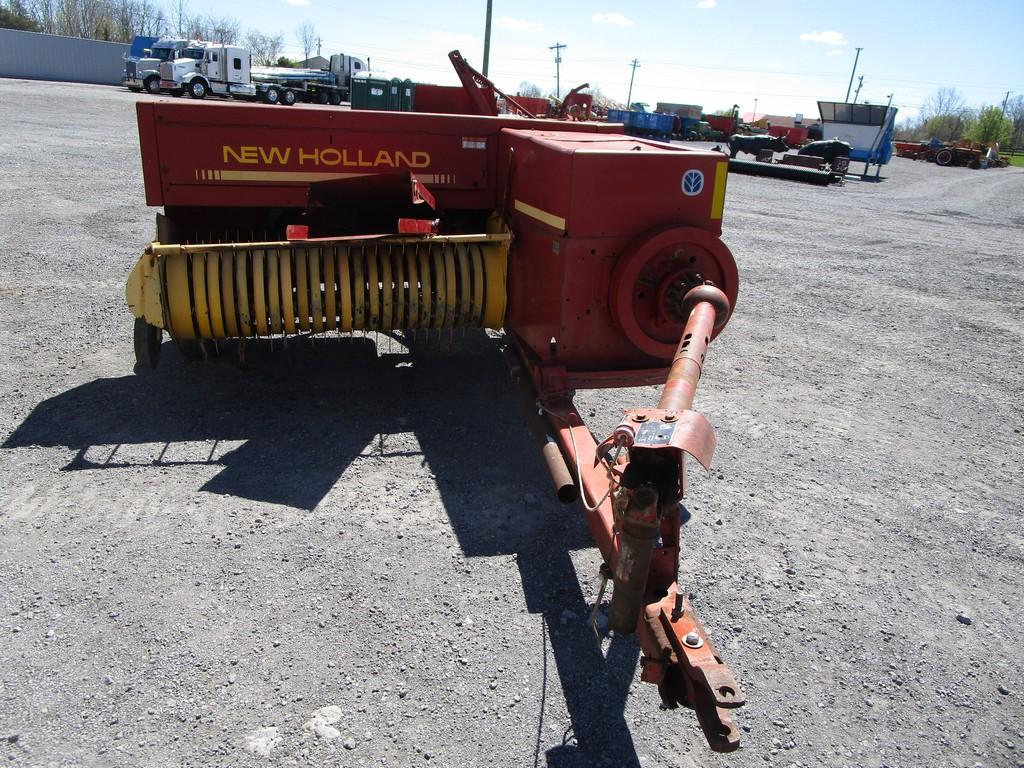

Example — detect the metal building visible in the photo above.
[0,29,130,86]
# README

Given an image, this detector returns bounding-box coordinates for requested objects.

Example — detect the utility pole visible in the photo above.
[1001,90,1010,116]
[845,47,863,102]
[549,42,566,98]
[482,0,493,76]
[627,58,640,107]
[853,75,864,103]
[753,97,758,121]
[316,37,321,57]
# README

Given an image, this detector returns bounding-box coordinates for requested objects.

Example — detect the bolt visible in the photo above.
[671,592,684,621]
[684,631,701,648]
[632,413,648,423]
[663,413,677,423]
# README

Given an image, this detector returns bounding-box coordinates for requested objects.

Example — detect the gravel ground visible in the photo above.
[1,78,1022,768]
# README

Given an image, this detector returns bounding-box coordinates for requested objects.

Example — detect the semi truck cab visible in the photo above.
[124,37,190,94]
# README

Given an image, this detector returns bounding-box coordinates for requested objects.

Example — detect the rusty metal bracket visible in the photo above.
[640,590,745,752]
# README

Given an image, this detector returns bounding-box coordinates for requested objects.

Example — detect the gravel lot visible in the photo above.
[1,78,1022,768]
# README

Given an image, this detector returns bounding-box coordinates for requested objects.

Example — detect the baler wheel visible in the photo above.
[133,318,162,371]
[935,148,954,166]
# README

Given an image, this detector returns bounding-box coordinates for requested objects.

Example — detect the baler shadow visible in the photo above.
[3,331,644,766]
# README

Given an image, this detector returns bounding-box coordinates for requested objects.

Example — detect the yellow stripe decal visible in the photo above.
[217,171,373,183]
[514,200,566,231]
[711,161,728,220]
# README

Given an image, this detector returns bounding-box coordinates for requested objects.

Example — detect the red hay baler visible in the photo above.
[125,86,745,751]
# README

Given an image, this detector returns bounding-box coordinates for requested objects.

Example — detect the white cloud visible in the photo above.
[799,30,848,46]
[696,0,716,8]
[592,12,635,26]
[826,49,845,57]
[282,0,310,6]
[495,16,541,32]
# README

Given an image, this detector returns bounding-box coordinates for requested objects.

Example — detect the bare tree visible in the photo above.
[518,81,541,98]
[170,0,186,35]
[206,14,237,43]
[919,87,972,142]
[25,0,56,32]
[296,20,316,62]
[244,29,283,66]
[921,87,966,119]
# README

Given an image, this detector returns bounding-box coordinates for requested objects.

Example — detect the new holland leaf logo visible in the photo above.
[682,169,704,196]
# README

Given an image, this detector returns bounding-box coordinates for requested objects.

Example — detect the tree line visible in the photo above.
[0,0,319,67]
[897,87,1023,148]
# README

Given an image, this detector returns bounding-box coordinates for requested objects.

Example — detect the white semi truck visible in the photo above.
[123,36,192,94]
[251,55,366,105]
[160,44,366,106]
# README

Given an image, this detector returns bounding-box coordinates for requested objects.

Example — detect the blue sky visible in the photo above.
[211,0,1022,120]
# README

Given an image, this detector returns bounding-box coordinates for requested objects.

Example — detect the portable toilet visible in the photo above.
[399,79,416,111]
[351,72,391,110]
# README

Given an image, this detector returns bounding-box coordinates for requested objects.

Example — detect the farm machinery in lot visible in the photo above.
[125,93,746,751]
[894,140,1007,168]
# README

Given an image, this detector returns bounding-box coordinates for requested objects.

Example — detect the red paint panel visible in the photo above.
[500,129,734,377]
[411,84,476,115]
[136,100,619,211]
[499,130,725,237]
[136,102,164,206]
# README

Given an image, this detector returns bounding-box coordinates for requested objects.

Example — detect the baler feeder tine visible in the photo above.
[381,245,393,332]
[279,250,295,334]
[295,248,310,332]
[323,247,337,331]
[338,247,353,333]
[367,246,380,331]
[267,250,281,335]
[235,251,251,337]
[252,250,267,336]
[192,252,212,339]
[309,247,323,334]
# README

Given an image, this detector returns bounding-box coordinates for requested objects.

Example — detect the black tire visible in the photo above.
[935,148,954,166]
[144,75,161,95]
[188,79,208,100]
[133,318,161,371]
[263,87,280,105]
[316,91,329,105]
[328,92,341,106]
[281,88,296,106]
